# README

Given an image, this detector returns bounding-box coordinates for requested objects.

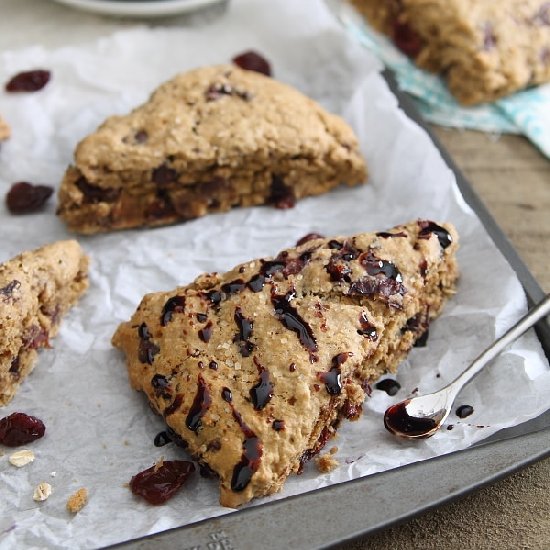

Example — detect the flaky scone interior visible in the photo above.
[112,220,458,507]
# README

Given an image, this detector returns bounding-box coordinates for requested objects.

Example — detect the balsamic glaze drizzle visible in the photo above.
[271,291,318,361]
[357,312,378,340]
[234,307,254,357]
[198,321,213,343]
[138,323,160,365]
[250,357,274,410]
[418,220,452,249]
[160,295,186,326]
[186,374,211,432]
[230,406,263,492]
[318,352,351,395]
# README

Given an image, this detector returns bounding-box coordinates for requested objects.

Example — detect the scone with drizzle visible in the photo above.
[112,220,458,507]
[0,241,89,405]
[57,64,367,234]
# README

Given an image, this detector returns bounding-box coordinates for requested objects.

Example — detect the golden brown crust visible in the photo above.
[57,64,367,234]
[0,240,89,405]
[112,220,458,507]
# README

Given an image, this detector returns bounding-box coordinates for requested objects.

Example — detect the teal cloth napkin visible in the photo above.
[340,13,550,159]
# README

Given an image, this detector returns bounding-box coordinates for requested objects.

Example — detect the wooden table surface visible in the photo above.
[1,1,549,548]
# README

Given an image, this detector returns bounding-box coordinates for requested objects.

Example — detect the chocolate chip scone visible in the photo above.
[112,220,458,507]
[0,240,89,405]
[57,64,367,234]
[351,0,550,105]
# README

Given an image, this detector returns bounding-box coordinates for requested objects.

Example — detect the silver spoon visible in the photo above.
[384,294,550,439]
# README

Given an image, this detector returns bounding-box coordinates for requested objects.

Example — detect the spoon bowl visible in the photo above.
[384,394,449,439]
[384,294,550,440]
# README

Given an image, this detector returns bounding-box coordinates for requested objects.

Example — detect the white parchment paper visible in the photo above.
[0,1,549,548]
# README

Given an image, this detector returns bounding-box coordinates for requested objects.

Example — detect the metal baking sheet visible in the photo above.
[111,71,550,550]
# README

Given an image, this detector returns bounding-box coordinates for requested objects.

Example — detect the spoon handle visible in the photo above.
[451,294,550,393]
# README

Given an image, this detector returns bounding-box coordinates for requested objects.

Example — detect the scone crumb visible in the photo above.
[0,115,10,141]
[329,446,338,455]
[9,449,35,468]
[315,453,339,473]
[66,487,88,513]
[33,482,52,502]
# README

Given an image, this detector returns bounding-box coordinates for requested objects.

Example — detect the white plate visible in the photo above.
[51,0,226,17]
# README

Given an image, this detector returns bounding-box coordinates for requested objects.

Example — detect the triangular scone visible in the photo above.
[57,65,367,234]
[0,241,89,405]
[112,220,458,507]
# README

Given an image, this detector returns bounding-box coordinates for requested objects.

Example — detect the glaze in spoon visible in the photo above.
[384,294,550,439]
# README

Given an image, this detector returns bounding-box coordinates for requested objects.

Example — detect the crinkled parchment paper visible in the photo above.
[0,0,549,548]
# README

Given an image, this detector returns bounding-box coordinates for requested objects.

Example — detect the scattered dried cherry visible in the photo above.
[129,460,195,505]
[0,412,46,447]
[5,70,51,92]
[393,21,423,58]
[268,175,296,209]
[232,50,272,76]
[296,233,324,247]
[6,182,54,214]
[75,176,119,204]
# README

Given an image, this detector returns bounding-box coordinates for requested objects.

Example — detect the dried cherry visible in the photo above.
[296,233,324,247]
[130,460,195,505]
[6,182,54,214]
[5,70,51,92]
[0,412,46,447]
[268,175,296,209]
[393,21,423,58]
[232,50,272,76]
